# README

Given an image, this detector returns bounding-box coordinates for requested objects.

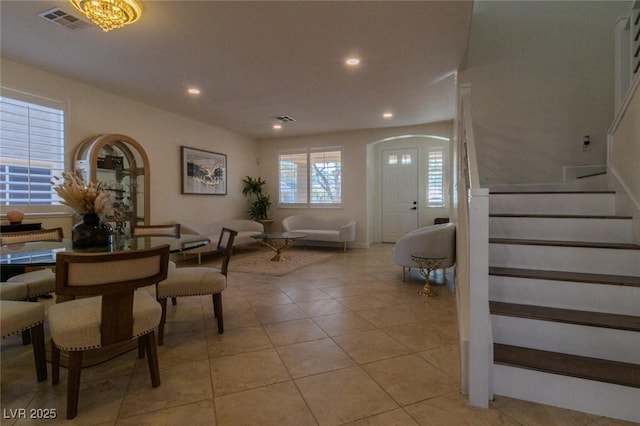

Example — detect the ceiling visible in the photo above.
[0,1,473,140]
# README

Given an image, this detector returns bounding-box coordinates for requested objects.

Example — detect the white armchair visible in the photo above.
[392,223,456,281]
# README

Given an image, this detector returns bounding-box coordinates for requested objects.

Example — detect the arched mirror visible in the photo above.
[74,134,150,235]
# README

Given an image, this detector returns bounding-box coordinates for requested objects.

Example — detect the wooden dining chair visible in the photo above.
[48,244,170,419]
[156,227,237,344]
[1,227,64,301]
[1,300,47,382]
[132,224,180,305]
[132,224,181,238]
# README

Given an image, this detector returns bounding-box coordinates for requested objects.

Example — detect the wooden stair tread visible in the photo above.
[489,266,640,287]
[490,190,615,195]
[489,301,640,332]
[490,238,640,250]
[490,214,631,220]
[494,343,640,388]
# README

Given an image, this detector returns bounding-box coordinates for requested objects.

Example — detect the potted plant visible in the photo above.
[242,176,272,222]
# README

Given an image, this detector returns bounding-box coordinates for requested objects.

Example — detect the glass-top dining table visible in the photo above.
[0,234,210,269]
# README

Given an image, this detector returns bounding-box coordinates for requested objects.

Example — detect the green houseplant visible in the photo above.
[241,176,271,221]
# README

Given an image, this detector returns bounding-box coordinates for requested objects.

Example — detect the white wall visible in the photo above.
[609,76,640,242]
[1,59,259,227]
[257,121,453,246]
[462,1,631,185]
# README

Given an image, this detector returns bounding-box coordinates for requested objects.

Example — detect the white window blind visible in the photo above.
[279,148,342,206]
[427,149,444,207]
[0,94,65,206]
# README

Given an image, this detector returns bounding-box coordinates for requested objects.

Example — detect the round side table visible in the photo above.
[410,253,446,297]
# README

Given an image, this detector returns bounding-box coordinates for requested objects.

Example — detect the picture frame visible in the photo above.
[181,146,227,195]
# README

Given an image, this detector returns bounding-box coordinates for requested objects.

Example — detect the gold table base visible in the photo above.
[411,257,444,298]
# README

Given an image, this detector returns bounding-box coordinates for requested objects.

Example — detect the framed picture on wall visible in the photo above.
[181,146,227,195]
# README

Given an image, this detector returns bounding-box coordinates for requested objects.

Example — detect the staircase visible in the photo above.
[488,189,640,423]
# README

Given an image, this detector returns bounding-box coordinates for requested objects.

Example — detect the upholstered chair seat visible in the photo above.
[0,281,29,301]
[392,223,456,282]
[7,269,56,300]
[49,245,169,419]
[1,300,47,382]
[48,292,161,351]
[157,228,237,344]
[1,228,64,300]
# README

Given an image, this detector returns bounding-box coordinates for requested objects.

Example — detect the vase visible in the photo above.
[72,214,113,248]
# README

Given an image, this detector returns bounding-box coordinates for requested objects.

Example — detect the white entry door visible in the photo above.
[382,148,419,242]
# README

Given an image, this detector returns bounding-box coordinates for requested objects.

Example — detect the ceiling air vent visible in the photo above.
[38,7,91,31]
[276,115,296,123]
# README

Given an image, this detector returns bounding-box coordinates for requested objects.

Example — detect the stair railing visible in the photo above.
[454,83,491,407]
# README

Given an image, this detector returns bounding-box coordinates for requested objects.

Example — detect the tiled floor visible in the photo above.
[1,244,636,425]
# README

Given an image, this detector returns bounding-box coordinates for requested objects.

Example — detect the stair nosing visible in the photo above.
[494,343,640,388]
[488,266,640,287]
[489,301,640,332]
[489,238,640,250]
[490,191,615,195]
[489,214,632,220]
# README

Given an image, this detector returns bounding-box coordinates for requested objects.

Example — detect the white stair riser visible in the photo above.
[489,244,640,276]
[490,193,615,215]
[489,276,640,315]
[489,217,632,243]
[491,316,640,363]
[493,365,640,423]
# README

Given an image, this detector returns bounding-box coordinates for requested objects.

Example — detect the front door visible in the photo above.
[381,148,418,242]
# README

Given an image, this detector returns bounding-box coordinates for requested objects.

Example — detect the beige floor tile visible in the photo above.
[207,325,272,357]
[281,287,332,303]
[313,312,376,336]
[210,348,290,396]
[154,333,209,370]
[363,354,457,406]
[357,305,422,328]
[417,344,461,381]
[215,381,316,426]
[490,395,605,425]
[405,392,521,426]
[263,318,328,346]
[346,408,419,425]
[117,399,216,425]
[333,329,411,364]
[244,290,294,307]
[296,299,351,317]
[119,359,213,419]
[383,321,457,352]
[276,338,355,378]
[296,366,398,425]
[252,303,308,324]
[216,307,262,331]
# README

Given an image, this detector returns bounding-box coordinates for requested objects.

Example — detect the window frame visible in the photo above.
[278,146,343,208]
[425,145,447,208]
[0,87,66,207]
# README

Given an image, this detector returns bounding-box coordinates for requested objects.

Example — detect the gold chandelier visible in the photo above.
[69,0,142,32]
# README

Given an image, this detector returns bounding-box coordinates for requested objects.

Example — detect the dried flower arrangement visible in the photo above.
[51,170,114,219]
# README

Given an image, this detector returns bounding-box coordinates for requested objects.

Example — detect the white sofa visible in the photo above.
[179,219,263,263]
[281,215,356,251]
[392,223,456,281]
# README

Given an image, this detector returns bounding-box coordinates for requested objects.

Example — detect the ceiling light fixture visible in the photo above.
[383,112,393,118]
[273,124,282,130]
[345,57,360,66]
[187,88,201,95]
[69,0,142,32]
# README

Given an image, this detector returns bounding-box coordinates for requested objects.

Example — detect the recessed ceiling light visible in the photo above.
[273,124,282,130]
[345,57,360,66]
[187,88,201,95]
[383,112,393,118]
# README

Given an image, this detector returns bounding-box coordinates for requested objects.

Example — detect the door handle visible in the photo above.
[410,207,417,210]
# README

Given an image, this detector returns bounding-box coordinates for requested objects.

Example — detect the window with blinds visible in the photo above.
[0,94,65,206]
[279,148,342,206]
[426,149,445,207]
